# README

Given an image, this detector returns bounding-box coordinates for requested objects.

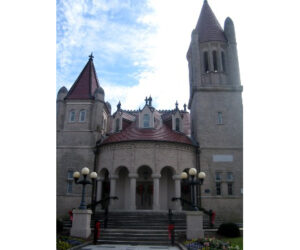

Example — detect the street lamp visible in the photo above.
[73,167,98,210]
[181,168,206,211]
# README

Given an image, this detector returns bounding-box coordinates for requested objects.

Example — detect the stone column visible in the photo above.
[152,174,161,211]
[95,177,104,212]
[172,174,182,211]
[96,177,104,202]
[109,174,118,209]
[129,173,138,210]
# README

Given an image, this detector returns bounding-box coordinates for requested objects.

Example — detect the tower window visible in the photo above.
[79,110,86,122]
[221,51,226,72]
[215,172,221,181]
[213,50,218,72]
[227,172,233,181]
[203,51,209,73]
[143,114,150,128]
[216,182,221,195]
[115,118,120,132]
[69,110,75,122]
[217,112,223,124]
[228,183,233,195]
[67,170,73,193]
[175,118,180,132]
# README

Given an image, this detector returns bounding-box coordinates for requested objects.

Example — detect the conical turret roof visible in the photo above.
[196,0,227,43]
[65,54,100,100]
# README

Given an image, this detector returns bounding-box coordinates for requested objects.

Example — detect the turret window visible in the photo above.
[69,110,75,122]
[79,110,86,122]
[221,51,226,72]
[203,51,209,73]
[115,118,120,132]
[143,114,150,128]
[175,118,180,132]
[213,50,218,72]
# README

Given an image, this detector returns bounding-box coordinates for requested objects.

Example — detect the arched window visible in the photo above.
[203,51,209,73]
[102,117,107,131]
[213,50,218,72]
[221,51,226,72]
[115,118,120,132]
[143,114,150,128]
[69,110,75,122]
[79,110,86,122]
[175,118,180,132]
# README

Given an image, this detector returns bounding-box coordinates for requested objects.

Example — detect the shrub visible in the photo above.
[217,223,240,237]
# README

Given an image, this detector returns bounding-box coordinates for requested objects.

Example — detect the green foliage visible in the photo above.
[57,240,72,250]
[217,223,241,238]
[184,238,241,250]
[57,235,85,250]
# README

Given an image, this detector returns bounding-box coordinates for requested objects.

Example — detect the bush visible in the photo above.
[217,223,240,237]
[57,219,64,234]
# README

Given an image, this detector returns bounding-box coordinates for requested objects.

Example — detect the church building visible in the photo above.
[57,0,243,224]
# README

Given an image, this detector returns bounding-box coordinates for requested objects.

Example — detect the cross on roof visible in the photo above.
[89,52,94,60]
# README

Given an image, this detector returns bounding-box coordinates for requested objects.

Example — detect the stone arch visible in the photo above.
[160,166,176,210]
[136,165,153,209]
[114,166,130,210]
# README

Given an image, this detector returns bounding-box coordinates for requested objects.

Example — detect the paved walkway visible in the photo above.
[81,245,180,250]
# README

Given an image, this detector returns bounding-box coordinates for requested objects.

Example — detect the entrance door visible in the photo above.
[136,182,153,209]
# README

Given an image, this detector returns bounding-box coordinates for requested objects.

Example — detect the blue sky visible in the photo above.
[56,0,253,112]
[57,0,156,110]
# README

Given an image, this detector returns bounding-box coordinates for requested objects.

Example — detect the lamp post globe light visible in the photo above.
[181,168,206,211]
[73,167,98,210]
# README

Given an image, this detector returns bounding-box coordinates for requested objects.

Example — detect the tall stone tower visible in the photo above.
[56,54,111,217]
[187,0,243,221]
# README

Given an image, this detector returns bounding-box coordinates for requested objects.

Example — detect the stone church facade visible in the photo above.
[57,0,243,223]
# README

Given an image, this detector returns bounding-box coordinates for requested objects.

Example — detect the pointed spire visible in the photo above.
[117,101,121,111]
[65,54,100,100]
[148,95,152,106]
[175,101,179,110]
[196,0,227,43]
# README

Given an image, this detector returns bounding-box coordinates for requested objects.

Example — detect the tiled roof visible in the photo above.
[102,114,194,146]
[65,55,100,100]
[196,0,227,43]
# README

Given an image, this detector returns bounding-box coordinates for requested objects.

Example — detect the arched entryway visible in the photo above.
[115,166,130,210]
[160,166,176,210]
[99,168,110,209]
[136,166,153,209]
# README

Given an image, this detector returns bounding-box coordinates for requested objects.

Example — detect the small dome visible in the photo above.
[57,86,68,100]
[95,86,105,95]
[58,86,68,94]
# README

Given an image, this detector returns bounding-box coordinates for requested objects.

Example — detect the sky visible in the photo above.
[1,0,300,249]
[56,0,248,112]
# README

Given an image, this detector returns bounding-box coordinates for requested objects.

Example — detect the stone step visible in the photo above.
[97,240,172,246]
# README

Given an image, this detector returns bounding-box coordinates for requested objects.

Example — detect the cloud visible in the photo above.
[57,0,243,113]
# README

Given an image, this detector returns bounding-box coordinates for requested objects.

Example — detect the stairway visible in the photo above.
[94,211,185,245]
[62,210,232,245]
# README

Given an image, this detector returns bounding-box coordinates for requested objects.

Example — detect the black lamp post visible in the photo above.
[181,168,206,211]
[73,167,98,210]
